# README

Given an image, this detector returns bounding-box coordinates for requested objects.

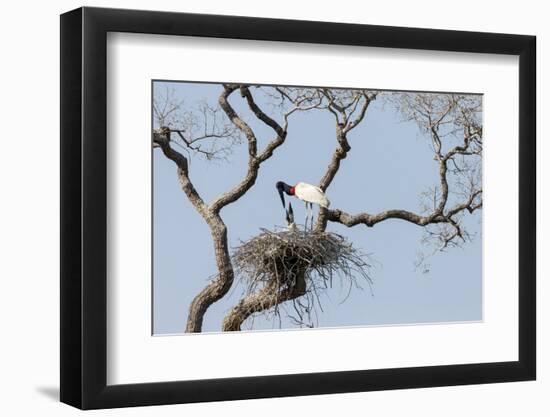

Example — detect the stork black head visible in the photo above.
[275,181,293,208]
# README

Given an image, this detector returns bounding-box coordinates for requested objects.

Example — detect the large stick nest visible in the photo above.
[232,228,372,328]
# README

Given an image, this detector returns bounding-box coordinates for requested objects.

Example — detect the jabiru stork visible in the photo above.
[276,181,330,229]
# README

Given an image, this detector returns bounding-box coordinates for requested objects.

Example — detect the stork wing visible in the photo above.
[295,182,330,208]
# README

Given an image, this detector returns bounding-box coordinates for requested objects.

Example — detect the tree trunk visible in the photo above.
[222,270,307,331]
[186,219,235,332]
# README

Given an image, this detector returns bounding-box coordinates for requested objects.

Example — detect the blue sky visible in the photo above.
[152,81,482,334]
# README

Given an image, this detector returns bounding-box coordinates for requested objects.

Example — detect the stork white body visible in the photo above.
[293,182,330,208]
[295,182,330,229]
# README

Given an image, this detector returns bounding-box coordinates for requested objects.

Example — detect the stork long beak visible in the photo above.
[278,188,286,208]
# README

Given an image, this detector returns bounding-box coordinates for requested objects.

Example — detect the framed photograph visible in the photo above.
[60,6,536,409]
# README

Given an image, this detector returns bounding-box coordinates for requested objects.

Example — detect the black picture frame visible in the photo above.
[60,6,536,410]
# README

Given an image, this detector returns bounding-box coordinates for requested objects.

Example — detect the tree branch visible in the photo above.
[222,275,307,331]
[153,128,208,216]
[154,127,235,332]
[324,185,481,245]
[315,92,375,231]
[318,126,351,192]
[210,85,287,213]
[185,217,234,332]
[240,86,286,138]
[325,208,446,228]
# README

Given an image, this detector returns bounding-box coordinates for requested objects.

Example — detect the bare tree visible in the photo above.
[154,84,482,332]
[221,89,482,330]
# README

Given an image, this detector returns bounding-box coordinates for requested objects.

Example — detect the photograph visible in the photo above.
[152,81,483,335]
